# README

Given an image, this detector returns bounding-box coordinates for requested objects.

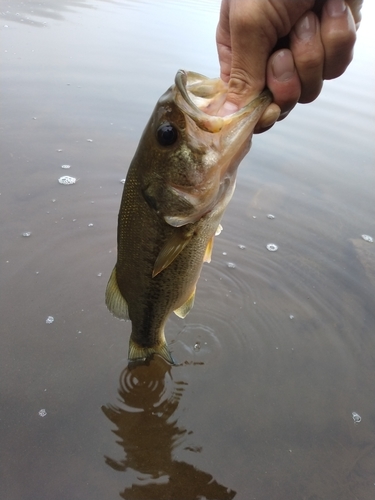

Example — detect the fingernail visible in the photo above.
[295,12,316,40]
[326,0,346,17]
[271,50,295,82]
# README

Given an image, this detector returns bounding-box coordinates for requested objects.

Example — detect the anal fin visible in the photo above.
[174,287,196,318]
[105,267,129,320]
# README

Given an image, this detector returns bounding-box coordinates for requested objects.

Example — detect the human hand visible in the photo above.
[216,0,362,131]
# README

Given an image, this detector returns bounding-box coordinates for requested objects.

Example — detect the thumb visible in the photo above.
[217,0,273,113]
[217,0,314,112]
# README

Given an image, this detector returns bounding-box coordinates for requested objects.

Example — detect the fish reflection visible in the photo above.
[102,358,236,499]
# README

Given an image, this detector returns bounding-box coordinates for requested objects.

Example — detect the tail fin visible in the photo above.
[128,338,175,365]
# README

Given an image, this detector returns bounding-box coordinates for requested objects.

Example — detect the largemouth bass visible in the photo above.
[106,70,272,364]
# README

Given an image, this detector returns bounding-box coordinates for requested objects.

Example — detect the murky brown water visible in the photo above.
[1,1,375,499]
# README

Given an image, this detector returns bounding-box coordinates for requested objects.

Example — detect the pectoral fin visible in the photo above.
[174,287,196,318]
[105,267,129,320]
[152,228,194,277]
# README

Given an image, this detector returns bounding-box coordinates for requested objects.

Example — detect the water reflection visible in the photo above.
[102,358,236,499]
[0,0,95,27]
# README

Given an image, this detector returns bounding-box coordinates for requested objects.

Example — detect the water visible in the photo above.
[1,1,375,499]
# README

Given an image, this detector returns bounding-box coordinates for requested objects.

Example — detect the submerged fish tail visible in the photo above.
[128,338,175,365]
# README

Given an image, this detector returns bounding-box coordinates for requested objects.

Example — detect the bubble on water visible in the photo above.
[61,164,71,169]
[352,412,361,424]
[267,214,275,219]
[45,316,54,324]
[87,139,93,142]
[88,223,94,227]
[266,243,278,252]
[361,234,373,243]
[38,409,47,417]
[227,262,236,269]
[238,244,246,250]
[58,176,76,185]
[120,179,125,184]
[22,232,31,237]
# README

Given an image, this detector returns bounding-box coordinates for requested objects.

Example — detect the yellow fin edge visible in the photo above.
[128,339,175,365]
[105,267,129,320]
[174,287,196,319]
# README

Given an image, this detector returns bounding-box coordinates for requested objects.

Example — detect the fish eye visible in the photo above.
[156,123,178,146]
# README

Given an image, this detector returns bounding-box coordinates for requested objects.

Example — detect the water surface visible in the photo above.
[1,1,375,499]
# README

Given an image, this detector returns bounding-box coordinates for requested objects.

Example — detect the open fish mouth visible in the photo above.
[174,69,272,134]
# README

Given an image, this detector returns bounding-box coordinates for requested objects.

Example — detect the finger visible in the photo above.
[223,1,272,107]
[216,0,317,113]
[254,103,281,134]
[345,0,363,29]
[290,11,324,103]
[267,49,301,116]
[321,0,357,80]
[216,0,232,83]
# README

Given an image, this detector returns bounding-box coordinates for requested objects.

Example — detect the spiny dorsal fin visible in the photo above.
[174,287,196,318]
[105,267,129,320]
[152,227,194,277]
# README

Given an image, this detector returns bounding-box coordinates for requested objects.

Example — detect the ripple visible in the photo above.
[116,359,181,412]
[172,323,222,365]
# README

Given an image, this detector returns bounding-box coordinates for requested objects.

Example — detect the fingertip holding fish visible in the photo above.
[255,103,281,132]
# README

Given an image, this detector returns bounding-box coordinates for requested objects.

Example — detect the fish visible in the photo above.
[105,70,272,364]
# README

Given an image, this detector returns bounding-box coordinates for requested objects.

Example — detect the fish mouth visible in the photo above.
[174,69,272,133]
